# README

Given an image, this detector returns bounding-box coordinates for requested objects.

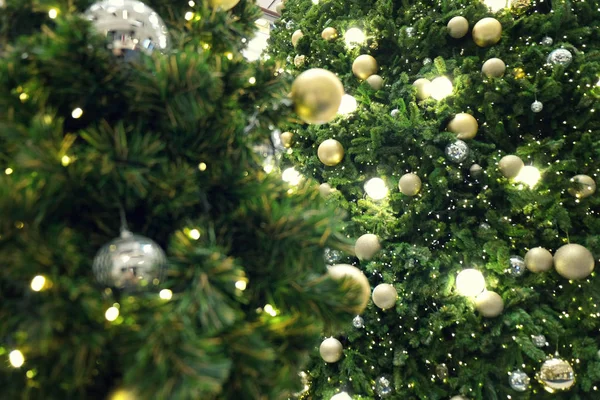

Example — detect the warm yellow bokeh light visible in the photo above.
[5,167,13,175]
[30,275,46,292]
[184,12,194,21]
[9,350,25,368]
[48,9,58,19]
[71,108,83,119]
[429,77,453,100]
[188,229,201,240]
[61,155,71,166]
[364,178,388,200]
[264,304,278,316]
[515,166,541,188]
[105,306,120,322]
[456,269,486,297]
[159,289,173,300]
[235,280,247,290]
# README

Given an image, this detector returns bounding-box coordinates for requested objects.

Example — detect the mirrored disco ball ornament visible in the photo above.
[541,36,554,46]
[537,357,575,391]
[324,248,343,264]
[85,0,170,59]
[547,49,573,67]
[532,334,547,348]
[531,100,543,113]
[352,315,365,328]
[93,230,167,289]
[375,375,393,397]
[445,140,469,163]
[508,255,526,276]
[509,369,530,392]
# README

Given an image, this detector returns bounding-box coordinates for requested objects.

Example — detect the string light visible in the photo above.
[48,9,58,19]
[184,12,194,21]
[235,280,247,290]
[9,350,25,368]
[5,167,13,175]
[30,275,46,292]
[71,108,83,119]
[159,289,173,300]
[456,269,486,297]
[61,155,71,166]
[105,306,120,322]
[364,178,388,200]
[188,229,201,240]
[264,304,278,316]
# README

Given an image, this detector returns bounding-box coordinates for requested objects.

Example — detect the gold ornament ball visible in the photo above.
[511,0,532,15]
[321,27,338,41]
[482,58,506,78]
[280,131,293,148]
[398,173,422,196]
[208,0,240,11]
[498,155,524,179]
[475,291,504,318]
[319,182,334,197]
[525,247,553,273]
[355,233,381,261]
[447,16,469,39]
[448,113,478,140]
[328,264,371,313]
[291,29,304,47]
[319,337,343,363]
[372,283,398,310]
[413,78,431,100]
[554,243,595,280]
[317,139,345,166]
[537,357,575,391]
[568,174,596,199]
[366,74,384,90]
[472,17,502,47]
[291,68,344,124]
[352,55,378,80]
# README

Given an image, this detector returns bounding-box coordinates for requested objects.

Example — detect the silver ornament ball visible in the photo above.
[375,375,393,397]
[352,315,365,328]
[93,230,167,289]
[531,100,543,113]
[391,109,400,117]
[423,57,432,65]
[541,36,554,46]
[445,140,469,163]
[532,334,547,348]
[85,0,169,58]
[286,20,295,30]
[324,248,343,264]
[405,27,415,37]
[547,49,573,67]
[537,357,575,391]
[508,255,526,277]
[509,369,530,392]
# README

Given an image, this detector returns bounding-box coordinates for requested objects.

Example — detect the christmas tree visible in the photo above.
[268,0,600,398]
[0,1,370,399]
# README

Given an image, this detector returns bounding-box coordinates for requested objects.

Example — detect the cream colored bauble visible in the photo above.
[280,131,293,148]
[554,243,595,280]
[319,337,343,363]
[482,58,506,78]
[352,55,378,80]
[321,27,338,41]
[398,173,422,196]
[472,18,502,47]
[568,174,596,199]
[475,291,504,318]
[372,283,398,310]
[328,264,371,313]
[291,68,344,124]
[275,2,284,13]
[366,75,384,90]
[291,30,304,47]
[413,78,431,100]
[317,139,345,166]
[525,247,553,273]
[355,234,381,261]
[447,113,478,140]
[498,155,524,179]
[447,16,469,39]
[208,0,241,11]
[319,183,334,197]
[330,392,352,400]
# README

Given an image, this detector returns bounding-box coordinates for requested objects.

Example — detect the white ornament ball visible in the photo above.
[447,113,478,140]
[413,78,431,100]
[456,269,485,297]
[319,337,343,363]
[355,234,381,261]
[525,247,553,273]
[366,75,384,90]
[531,100,544,113]
[482,58,506,78]
[328,264,371,313]
[498,155,524,179]
[475,291,504,318]
[398,173,422,196]
[291,29,304,47]
[331,392,352,400]
[372,283,398,310]
[554,243,595,280]
[447,16,469,39]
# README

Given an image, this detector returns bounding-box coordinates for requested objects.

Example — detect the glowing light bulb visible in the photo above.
[30,275,46,292]
[105,306,120,321]
[338,94,358,115]
[159,289,173,300]
[71,108,83,119]
[198,162,207,171]
[344,28,366,48]
[184,11,194,21]
[9,350,25,368]
[5,167,13,175]
[483,0,509,12]
[188,229,201,240]
[282,167,302,186]
[235,280,247,290]
[364,178,388,200]
[515,166,541,188]
[429,77,453,100]
[48,9,58,19]
[264,304,278,316]
[456,269,486,297]
[61,155,71,166]
[248,77,256,84]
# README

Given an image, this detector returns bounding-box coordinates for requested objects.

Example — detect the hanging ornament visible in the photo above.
[479,222,491,230]
[413,78,431,100]
[318,139,345,166]
[366,75,384,90]
[291,69,344,124]
[352,315,364,328]
[398,173,422,196]
[470,164,483,178]
[482,58,506,78]
[498,155,524,179]
[531,100,543,113]
[85,0,169,58]
[323,247,342,264]
[436,364,449,380]
[547,49,573,67]
[532,334,547,348]
[405,27,415,37]
[280,131,293,148]
[525,247,553,273]
[328,264,371,313]
[553,243,595,280]
[541,36,554,46]
[475,291,504,318]
[352,55,378,80]
[375,375,393,397]
[291,30,304,47]
[537,357,575,391]
[390,109,400,117]
[508,255,526,276]
[511,0,532,15]
[294,55,306,67]
[355,234,381,261]
[285,20,295,30]
[423,58,432,65]
[509,369,530,392]
[319,337,343,363]
[321,27,338,41]
[568,174,596,199]
[447,16,469,39]
[472,18,502,47]
[447,113,478,140]
[372,283,398,310]
[319,183,335,198]
[445,140,469,163]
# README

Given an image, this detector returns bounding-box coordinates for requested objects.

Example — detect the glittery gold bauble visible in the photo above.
[537,357,575,391]
[554,243,595,280]
[321,27,338,40]
[280,131,293,148]
[448,113,478,140]
[352,55,378,80]
[413,78,431,100]
[447,16,469,39]
[475,291,504,318]
[366,74,384,90]
[208,0,241,10]
[328,264,371,313]
[398,173,422,196]
[568,174,596,199]
[525,247,554,273]
[355,233,381,260]
[482,58,506,78]
[498,155,524,179]
[513,67,526,79]
[291,68,344,124]
[372,283,398,310]
[319,337,343,363]
[317,139,345,166]
[291,29,304,47]
[511,0,532,16]
[472,18,502,47]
